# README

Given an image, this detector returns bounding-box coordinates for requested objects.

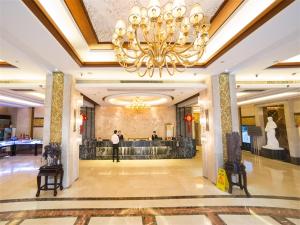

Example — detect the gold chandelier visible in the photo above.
[112,0,210,78]
[127,97,149,110]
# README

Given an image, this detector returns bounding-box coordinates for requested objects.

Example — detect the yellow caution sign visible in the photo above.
[216,168,229,192]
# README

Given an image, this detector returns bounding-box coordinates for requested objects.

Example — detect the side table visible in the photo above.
[36,164,64,197]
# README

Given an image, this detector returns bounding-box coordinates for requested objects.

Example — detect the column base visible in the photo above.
[260,147,289,161]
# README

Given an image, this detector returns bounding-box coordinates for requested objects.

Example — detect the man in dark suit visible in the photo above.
[151,131,158,140]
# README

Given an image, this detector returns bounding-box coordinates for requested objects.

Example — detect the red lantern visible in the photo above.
[80,113,88,134]
[184,113,193,133]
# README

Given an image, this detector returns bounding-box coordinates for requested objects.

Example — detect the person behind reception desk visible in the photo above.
[117,130,124,141]
[118,130,125,156]
[151,131,159,156]
[111,130,120,162]
[151,131,158,140]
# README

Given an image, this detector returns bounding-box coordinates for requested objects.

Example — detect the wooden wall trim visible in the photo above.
[22,0,83,66]
[268,62,300,69]
[64,0,99,47]
[204,0,295,67]
[175,93,200,106]
[0,62,17,68]
[209,0,244,38]
[81,93,99,106]
[22,0,294,69]
[30,107,34,138]
[64,0,243,49]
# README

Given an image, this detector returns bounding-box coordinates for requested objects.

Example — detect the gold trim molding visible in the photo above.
[50,72,64,143]
[33,117,44,127]
[21,0,294,68]
[236,80,300,85]
[219,73,233,161]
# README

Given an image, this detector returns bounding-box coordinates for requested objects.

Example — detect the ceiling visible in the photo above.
[82,0,223,42]
[76,80,205,106]
[0,0,299,107]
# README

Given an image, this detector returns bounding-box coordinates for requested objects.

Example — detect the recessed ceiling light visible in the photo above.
[238,92,300,105]
[27,92,45,99]
[0,95,42,107]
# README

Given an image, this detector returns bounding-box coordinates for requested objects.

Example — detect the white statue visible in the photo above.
[263,117,283,150]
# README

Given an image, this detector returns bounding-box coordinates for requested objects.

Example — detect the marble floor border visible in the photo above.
[0,206,299,225]
[1,195,299,203]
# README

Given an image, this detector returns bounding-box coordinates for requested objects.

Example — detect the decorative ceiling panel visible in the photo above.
[82,0,224,42]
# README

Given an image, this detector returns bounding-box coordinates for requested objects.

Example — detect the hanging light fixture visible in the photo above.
[112,0,210,78]
[127,97,149,111]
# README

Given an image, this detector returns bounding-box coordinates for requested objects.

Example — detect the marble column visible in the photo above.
[43,72,83,187]
[50,72,64,143]
[200,73,238,183]
[284,101,300,163]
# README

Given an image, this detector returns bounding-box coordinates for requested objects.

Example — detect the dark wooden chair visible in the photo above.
[225,132,251,197]
[225,162,250,197]
[36,164,63,197]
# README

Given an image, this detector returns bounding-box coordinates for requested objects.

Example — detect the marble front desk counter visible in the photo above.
[80,139,196,160]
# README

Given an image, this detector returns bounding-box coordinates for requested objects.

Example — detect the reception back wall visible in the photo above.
[95,106,176,139]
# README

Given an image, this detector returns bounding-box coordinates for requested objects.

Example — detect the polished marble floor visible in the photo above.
[0,151,299,224]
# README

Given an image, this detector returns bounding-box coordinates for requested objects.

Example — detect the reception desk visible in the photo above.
[80,138,196,160]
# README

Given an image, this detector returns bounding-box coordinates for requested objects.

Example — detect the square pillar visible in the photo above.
[43,72,82,187]
[200,73,238,183]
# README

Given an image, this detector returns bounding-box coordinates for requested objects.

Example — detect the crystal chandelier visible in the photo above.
[128,97,149,110]
[112,0,210,78]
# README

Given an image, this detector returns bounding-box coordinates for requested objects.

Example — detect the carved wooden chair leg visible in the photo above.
[45,176,48,190]
[226,171,233,194]
[242,170,251,197]
[53,174,58,196]
[60,170,64,190]
[36,175,41,197]
[238,173,243,189]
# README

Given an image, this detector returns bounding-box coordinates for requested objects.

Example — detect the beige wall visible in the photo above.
[240,104,255,117]
[240,98,300,158]
[0,107,17,126]
[15,108,32,137]
[0,106,44,139]
[33,107,44,139]
[293,99,300,112]
[95,106,176,139]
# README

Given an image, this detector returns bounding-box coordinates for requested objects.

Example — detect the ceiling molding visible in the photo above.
[268,62,300,68]
[81,93,99,106]
[236,80,300,84]
[64,0,99,47]
[204,0,295,67]
[175,93,200,106]
[64,0,242,50]
[21,0,83,66]
[22,0,294,69]
[81,61,206,68]
[209,0,243,38]
[0,61,17,68]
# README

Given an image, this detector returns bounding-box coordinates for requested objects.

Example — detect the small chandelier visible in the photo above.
[127,97,149,110]
[112,0,210,78]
